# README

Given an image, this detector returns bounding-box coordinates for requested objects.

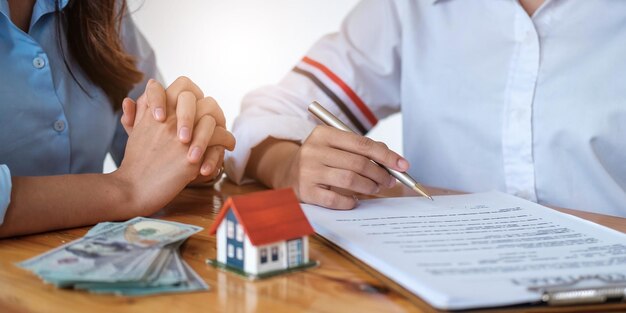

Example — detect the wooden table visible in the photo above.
[1,180,625,313]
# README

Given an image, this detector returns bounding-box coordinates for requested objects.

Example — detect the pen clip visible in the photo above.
[541,285,626,306]
[519,273,626,306]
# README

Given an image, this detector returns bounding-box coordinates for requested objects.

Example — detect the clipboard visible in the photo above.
[304,192,626,312]
[528,274,626,306]
[316,233,626,312]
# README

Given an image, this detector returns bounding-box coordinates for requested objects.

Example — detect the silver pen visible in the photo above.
[308,101,434,200]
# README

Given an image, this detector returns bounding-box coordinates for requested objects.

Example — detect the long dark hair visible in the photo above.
[56,0,143,111]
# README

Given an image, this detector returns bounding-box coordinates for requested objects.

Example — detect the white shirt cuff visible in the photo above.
[225,116,316,184]
[0,165,12,225]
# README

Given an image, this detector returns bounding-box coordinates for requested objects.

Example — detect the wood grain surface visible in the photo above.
[0,180,624,313]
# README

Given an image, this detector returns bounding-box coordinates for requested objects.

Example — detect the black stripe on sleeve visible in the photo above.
[292,67,368,134]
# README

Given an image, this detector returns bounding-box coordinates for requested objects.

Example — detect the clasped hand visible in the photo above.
[121,77,235,185]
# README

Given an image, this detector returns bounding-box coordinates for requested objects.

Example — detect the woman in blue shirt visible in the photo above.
[0,0,234,237]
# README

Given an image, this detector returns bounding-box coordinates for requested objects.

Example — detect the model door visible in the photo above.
[226,210,244,269]
[287,238,303,267]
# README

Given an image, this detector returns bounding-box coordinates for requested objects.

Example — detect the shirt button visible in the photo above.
[33,57,46,69]
[53,120,66,132]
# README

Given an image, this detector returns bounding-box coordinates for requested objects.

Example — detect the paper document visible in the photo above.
[302,192,626,310]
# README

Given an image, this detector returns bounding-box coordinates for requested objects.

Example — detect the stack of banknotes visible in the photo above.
[18,217,209,296]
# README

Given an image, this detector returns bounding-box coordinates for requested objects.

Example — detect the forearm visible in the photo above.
[245,137,300,188]
[0,172,135,238]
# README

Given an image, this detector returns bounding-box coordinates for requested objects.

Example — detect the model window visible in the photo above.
[227,220,234,239]
[271,246,279,262]
[260,248,268,264]
[227,244,234,258]
[236,247,243,260]
[236,224,244,242]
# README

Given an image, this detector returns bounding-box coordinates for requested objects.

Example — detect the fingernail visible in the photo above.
[202,164,212,175]
[154,108,165,121]
[189,146,202,162]
[397,158,409,171]
[375,186,381,194]
[178,127,190,142]
[388,177,396,188]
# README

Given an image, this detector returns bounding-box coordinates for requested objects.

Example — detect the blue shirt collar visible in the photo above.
[0,1,9,18]
[31,0,69,28]
[0,0,69,31]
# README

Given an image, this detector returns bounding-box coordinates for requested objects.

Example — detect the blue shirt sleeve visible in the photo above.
[0,164,12,225]
[109,112,128,166]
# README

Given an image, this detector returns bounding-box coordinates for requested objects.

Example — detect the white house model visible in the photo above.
[208,189,316,277]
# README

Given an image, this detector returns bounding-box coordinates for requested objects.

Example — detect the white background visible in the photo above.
[105,0,402,172]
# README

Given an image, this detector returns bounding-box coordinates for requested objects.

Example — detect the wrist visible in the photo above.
[107,169,143,217]
[246,138,300,189]
[269,150,297,189]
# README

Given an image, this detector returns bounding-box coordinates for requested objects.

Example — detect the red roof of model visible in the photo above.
[209,188,315,246]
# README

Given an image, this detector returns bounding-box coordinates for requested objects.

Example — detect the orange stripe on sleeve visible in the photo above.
[302,57,378,126]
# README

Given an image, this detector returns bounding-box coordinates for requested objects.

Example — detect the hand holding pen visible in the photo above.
[263,101,427,210]
[308,101,432,201]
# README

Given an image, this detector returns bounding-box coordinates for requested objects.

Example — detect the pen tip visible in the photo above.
[412,184,433,201]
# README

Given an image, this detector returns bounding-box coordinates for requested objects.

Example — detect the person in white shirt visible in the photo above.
[227,0,626,216]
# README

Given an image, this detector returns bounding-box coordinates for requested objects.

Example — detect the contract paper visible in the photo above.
[301,191,626,310]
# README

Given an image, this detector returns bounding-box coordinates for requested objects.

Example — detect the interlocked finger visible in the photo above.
[165,76,203,110]
[176,91,197,143]
[145,79,169,121]
[187,115,217,164]
[195,96,226,127]
[200,146,224,176]
[121,98,136,134]
[207,126,236,151]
